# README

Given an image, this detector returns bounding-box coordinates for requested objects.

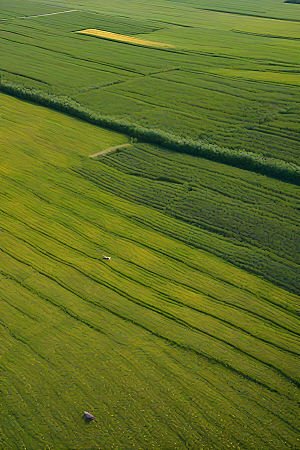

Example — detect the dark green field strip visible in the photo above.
[97,144,300,224]
[97,144,300,239]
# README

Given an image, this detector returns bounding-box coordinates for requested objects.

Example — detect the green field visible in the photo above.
[0,90,300,450]
[0,0,300,163]
[1,0,300,449]
[86,143,300,295]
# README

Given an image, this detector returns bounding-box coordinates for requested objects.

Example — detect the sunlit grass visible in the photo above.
[0,93,299,450]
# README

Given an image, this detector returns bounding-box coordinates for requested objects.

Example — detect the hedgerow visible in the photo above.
[1,80,299,185]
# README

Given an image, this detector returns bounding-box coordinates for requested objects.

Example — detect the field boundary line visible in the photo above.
[89,143,132,158]
[0,10,80,21]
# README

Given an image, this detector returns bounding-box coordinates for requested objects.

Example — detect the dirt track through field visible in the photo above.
[89,143,132,158]
[0,10,79,20]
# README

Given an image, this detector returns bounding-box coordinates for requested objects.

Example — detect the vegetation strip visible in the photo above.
[1,81,299,185]
[89,143,132,158]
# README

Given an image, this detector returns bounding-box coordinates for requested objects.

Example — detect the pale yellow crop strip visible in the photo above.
[76,29,174,48]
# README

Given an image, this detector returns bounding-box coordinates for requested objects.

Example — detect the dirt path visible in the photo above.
[0,10,79,20]
[89,143,132,158]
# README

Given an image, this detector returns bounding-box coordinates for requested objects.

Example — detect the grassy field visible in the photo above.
[1,93,300,450]
[1,0,300,448]
[84,142,300,295]
[0,0,299,163]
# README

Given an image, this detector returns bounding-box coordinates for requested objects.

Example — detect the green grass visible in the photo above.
[0,94,300,450]
[0,0,299,163]
[1,91,300,450]
[82,142,300,295]
[1,1,300,448]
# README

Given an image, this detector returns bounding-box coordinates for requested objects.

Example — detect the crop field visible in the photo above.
[84,143,300,295]
[76,29,174,48]
[1,91,300,450]
[1,0,300,449]
[0,0,300,163]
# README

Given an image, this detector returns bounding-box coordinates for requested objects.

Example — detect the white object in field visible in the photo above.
[84,411,96,420]
[102,255,111,260]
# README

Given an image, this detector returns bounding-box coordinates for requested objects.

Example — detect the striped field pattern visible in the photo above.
[0,94,299,450]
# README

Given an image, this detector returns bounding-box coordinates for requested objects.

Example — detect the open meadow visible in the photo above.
[0,89,300,450]
[1,0,300,449]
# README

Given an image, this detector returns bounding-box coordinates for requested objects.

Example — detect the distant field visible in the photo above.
[1,93,300,450]
[0,0,299,163]
[76,29,174,48]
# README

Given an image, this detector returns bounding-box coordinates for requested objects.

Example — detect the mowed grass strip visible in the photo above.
[76,29,174,47]
[1,93,300,449]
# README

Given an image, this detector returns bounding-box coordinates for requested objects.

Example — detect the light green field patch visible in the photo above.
[210,67,300,86]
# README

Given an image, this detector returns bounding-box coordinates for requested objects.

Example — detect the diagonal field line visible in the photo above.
[89,143,133,158]
[1,10,79,20]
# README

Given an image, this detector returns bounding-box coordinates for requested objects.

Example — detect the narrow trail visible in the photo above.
[89,143,132,158]
[0,10,79,21]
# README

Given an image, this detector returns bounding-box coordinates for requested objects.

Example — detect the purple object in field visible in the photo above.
[84,411,96,420]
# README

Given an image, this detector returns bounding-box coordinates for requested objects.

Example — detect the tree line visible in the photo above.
[1,80,299,185]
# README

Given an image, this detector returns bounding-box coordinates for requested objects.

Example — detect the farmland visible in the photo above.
[1,0,300,449]
[0,0,300,164]
[1,91,300,450]
[86,143,300,295]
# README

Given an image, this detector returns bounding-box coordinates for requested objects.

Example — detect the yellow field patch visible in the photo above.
[76,29,174,48]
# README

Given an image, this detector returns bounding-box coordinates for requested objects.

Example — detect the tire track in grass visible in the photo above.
[0,268,108,338]
[1,229,300,396]
[1,210,299,360]
[0,318,54,366]
[0,293,40,323]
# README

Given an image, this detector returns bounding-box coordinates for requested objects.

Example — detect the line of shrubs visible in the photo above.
[1,80,300,185]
